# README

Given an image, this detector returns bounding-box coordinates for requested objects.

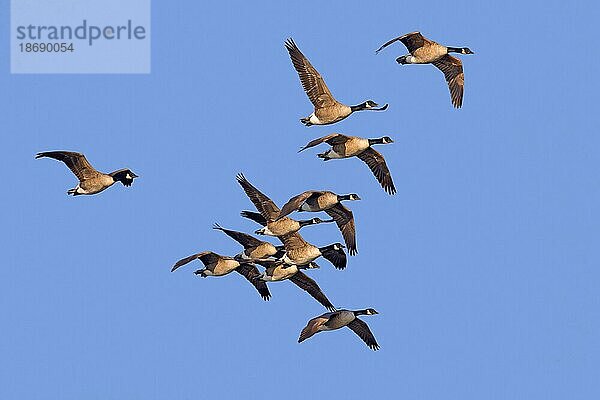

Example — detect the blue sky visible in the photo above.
[2,1,599,399]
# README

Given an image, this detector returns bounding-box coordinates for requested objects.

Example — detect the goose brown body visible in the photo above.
[281,234,322,266]
[256,261,304,282]
[313,104,353,126]
[247,242,280,260]
[280,232,347,270]
[298,191,340,212]
[324,136,370,158]
[76,174,116,194]
[262,217,305,237]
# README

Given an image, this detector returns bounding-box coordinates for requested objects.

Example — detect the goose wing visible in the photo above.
[324,204,357,256]
[35,151,101,181]
[321,246,347,270]
[235,264,271,301]
[432,54,464,108]
[298,312,333,343]
[290,271,336,311]
[213,223,264,248]
[298,133,350,152]
[285,38,337,109]
[347,318,380,350]
[375,31,432,54]
[278,191,323,219]
[171,251,218,272]
[236,174,280,221]
[240,211,268,226]
[356,148,396,195]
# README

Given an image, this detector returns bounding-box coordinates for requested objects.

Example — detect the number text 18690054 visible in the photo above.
[19,43,74,52]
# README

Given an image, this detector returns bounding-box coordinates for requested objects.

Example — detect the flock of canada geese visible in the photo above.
[36,32,473,351]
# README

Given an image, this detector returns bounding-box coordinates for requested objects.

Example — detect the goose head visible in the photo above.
[110,169,139,187]
[448,46,474,55]
[351,100,389,112]
[355,308,379,316]
[339,193,361,202]
[368,136,394,146]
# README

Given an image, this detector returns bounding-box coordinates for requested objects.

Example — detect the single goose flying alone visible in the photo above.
[36,151,138,195]
[285,38,388,126]
[376,32,473,108]
[298,308,380,350]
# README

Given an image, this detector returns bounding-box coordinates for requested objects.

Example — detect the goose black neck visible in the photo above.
[337,194,352,201]
[353,309,370,316]
[368,138,385,146]
[447,46,463,53]
[351,102,367,112]
[299,219,315,227]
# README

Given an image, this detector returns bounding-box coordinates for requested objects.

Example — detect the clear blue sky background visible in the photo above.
[1,1,599,399]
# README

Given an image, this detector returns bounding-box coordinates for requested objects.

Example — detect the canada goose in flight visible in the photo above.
[236,174,334,236]
[241,210,348,270]
[299,134,396,195]
[253,260,335,311]
[278,191,360,255]
[171,251,270,301]
[298,308,380,350]
[285,38,388,126]
[36,151,138,195]
[213,223,284,261]
[375,32,474,108]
